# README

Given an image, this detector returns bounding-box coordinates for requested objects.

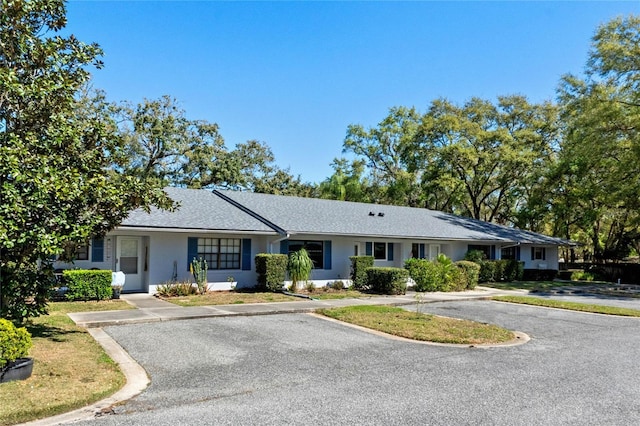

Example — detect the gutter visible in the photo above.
[499,242,521,249]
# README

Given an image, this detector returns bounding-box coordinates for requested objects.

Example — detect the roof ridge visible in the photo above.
[212,190,288,236]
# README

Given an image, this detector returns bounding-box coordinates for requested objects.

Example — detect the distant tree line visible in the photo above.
[1,0,638,319]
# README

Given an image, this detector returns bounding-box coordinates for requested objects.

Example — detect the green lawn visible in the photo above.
[317,305,515,345]
[0,300,130,425]
[481,280,596,291]
[304,289,369,300]
[161,291,299,306]
[492,295,640,317]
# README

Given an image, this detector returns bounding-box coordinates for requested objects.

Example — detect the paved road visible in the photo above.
[78,300,640,425]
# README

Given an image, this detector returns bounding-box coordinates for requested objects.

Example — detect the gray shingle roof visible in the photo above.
[215,190,568,245]
[120,187,276,233]
[121,187,568,245]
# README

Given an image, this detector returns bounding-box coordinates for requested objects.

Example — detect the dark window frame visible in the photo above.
[288,240,324,269]
[501,246,517,260]
[76,244,89,261]
[532,246,546,261]
[373,242,387,260]
[197,238,241,270]
[468,244,491,260]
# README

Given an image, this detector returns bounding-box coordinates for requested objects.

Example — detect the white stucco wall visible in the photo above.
[146,232,270,293]
[53,231,562,294]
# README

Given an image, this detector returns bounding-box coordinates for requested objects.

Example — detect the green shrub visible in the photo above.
[435,254,456,292]
[288,249,314,292]
[366,267,408,295]
[156,281,197,297]
[350,256,374,290]
[503,260,524,281]
[63,270,112,301]
[571,271,594,281]
[405,258,440,292]
[448,267,467,291]
[478,261,496,283]
[255,254,288,292]
[493,260,507,282]
[464,249,486,263]
[0,319,32,369]
[331,280,345,290]
[455,261,481,289]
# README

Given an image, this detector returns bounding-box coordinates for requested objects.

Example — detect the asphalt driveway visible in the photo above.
[78,300,640,425]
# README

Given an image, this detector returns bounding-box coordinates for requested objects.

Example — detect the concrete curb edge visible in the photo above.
[21,328,149,426]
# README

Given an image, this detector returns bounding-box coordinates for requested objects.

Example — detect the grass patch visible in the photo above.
[317,305,514,344]
[161,291,298,307]
[49,299,134,313]
[303,290,368,300]
[0,301,126,425]
[492,295,640,317]
[481,281,598,291]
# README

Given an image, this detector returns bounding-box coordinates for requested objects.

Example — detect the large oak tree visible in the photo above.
[0,0,172,320]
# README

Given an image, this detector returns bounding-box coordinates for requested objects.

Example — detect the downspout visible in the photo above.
[269,233,290,254]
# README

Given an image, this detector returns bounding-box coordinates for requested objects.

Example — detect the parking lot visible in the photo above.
[77,299,640,425]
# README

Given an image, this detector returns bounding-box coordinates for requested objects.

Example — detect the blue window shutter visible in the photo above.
[323,240,332,270]
[365,242,372,256]
[387,243,394,261]
[531,247,535,261]
[188,237,198,270]
[91,238,104,262]
[491,245,496,260]
[419,244,425,259]
[542,248,546,261]
[242,239,251,270]
[280,240,289,254]
[516,246,521,261]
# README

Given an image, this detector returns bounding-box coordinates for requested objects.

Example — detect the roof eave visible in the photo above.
[115,225,278,235]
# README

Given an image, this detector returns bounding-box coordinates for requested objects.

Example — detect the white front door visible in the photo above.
[116,236,144,292]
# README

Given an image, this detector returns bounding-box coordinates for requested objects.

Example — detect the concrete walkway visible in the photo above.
[67,286,527,328]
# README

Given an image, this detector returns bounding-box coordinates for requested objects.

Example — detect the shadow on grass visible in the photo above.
[25,323,84,341]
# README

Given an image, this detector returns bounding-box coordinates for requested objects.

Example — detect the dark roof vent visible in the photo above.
[378,212,385,217]
[368,212,375,216]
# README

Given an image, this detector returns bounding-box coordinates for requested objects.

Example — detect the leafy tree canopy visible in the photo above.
[0,0,172,320]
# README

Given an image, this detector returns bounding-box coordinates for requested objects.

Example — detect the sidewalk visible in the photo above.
[68,286,527,328]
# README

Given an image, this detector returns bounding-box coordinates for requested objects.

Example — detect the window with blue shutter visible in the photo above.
[280,240,289,254]
[365,242,372,256]
[323,241,332,270]
[387,243,394,261]
[187,237,198,270]
[91,238,104,262]
[419,243,425,259]
[242,239,251,270]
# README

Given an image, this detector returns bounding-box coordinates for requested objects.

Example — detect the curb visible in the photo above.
[21,328,149,426]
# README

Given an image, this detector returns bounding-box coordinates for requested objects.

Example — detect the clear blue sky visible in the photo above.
[65,1,640,184]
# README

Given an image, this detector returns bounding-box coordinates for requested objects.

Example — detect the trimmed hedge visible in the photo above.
[522,269,558,281]
[63,270,113,301]
[366,267,408,295]
[455,260,480,290]
[0,319,32,369]
[405,258,442,292]
[350,256,374,290]
[255,254,288,292]
[478,260,524,283]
